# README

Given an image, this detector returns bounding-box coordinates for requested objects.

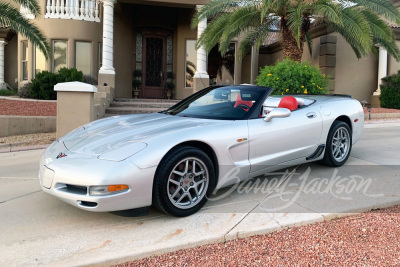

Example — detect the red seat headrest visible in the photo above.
[234,94,253,109]
[278,96,298,111]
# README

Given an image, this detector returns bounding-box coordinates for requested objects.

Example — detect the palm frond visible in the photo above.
[374,36,400,61]
[195,13,230,52]
[0,2,50,58]
[13,0,41,17]
[219,6,261,54]
[238,18,279,59]
[287,2,307,47]
[361,9,394,43]
[313,1,342,25]
[330,7,372,58]
[352,0,400,25]
[191,0,249,28]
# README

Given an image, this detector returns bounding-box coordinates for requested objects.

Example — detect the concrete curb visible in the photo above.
[0,144,49,153]
[364,113,400,120]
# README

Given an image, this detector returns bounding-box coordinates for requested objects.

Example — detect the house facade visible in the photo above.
[1,0,400,106]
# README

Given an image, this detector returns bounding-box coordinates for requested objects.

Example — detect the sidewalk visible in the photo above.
[0,122,400,266]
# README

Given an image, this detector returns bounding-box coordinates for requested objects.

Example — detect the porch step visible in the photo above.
[104,98,181,116]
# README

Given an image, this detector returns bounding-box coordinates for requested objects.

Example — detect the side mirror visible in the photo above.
[264,108,291,122]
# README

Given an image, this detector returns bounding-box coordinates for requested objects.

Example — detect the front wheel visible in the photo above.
[321,121,352,167]
[152,146,215,217]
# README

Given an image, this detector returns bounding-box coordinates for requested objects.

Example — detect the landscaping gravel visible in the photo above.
[0,132,56,147]
[119,205,400,266]
[0,99,56,116]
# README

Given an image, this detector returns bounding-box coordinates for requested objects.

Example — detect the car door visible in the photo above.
[248,106,323,174]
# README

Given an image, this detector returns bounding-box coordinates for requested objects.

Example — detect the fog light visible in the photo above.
[89,185,129,196]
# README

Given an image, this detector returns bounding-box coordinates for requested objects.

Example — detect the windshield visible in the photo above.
[163,86,268,120]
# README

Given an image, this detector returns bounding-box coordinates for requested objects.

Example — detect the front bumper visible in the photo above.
[39,141,156,212]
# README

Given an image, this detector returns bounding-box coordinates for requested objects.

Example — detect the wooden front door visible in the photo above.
[141,35,166,99]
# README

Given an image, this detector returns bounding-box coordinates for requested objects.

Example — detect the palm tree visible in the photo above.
[192,0,400,62]
[0,0,50,58]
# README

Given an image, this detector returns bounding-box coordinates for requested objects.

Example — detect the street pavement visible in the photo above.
[1,122,400,266]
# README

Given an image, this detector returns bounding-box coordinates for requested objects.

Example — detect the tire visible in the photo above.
[321,121,352,167]
[152,146,216,217]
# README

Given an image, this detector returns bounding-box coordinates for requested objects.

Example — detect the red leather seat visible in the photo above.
[278,96,298,111]
[234,94,253,110]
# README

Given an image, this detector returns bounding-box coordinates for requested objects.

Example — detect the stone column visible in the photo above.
[193,5,209,92]
[371,45,387,107]
[0,40,7,89]
[54,82,98,138]
[98,0,116,89]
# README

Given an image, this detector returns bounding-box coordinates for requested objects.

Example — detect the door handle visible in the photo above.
[307,112,317,119]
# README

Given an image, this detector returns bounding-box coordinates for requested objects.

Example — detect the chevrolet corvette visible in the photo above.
[39,85,364,216]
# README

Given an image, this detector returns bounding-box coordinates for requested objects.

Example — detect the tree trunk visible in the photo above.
[281,17,305,62]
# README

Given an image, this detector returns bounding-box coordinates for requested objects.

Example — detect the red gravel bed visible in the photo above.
[364,107,400,114]
[0,99,56,116]
[119,205,400,266]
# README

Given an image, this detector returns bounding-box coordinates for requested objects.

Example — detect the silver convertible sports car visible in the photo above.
[39,85,364,217]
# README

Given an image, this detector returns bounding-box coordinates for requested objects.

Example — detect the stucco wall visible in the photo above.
[388,40,400,76]
[334,32,377,102]
[114,4,134,98]
[17,0,103,88]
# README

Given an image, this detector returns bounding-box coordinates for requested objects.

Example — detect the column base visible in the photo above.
[193,76,210,92]
[371,94,381,108]
[98,73,116,89]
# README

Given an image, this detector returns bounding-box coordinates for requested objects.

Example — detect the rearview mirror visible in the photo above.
[264,108,291,122]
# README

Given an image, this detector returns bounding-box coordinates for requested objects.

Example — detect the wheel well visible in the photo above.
[165,141,219,183]
[335,115,352,131]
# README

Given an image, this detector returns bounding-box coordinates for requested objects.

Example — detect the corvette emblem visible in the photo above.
[56,152,67,159]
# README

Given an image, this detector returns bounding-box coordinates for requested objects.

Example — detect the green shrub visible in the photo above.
[58,67,83,82]
[30,71,61,100]
[0,88,18,96]
[256,58,330,95]
[29,68,83,100]
[18,82,31,98]
[380,70,400,109]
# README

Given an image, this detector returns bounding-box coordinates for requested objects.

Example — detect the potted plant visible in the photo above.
[132,69,142,99]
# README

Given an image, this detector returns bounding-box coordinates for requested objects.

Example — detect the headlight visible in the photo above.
[89,185,129,196]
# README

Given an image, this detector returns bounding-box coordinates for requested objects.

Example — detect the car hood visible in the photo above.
[62,113,231,157]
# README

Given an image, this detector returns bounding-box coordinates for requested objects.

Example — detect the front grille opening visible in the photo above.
[64,184,87,195]
[79,201,98,207]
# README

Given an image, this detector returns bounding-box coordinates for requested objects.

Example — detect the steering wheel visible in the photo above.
[235,104,251,111]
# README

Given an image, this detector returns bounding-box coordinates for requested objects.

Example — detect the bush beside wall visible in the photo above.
[256,59,330,95]
[27,68,84,100]
[380,71,400,109]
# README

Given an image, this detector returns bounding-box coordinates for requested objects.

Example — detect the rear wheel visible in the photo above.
[321,121,352,167]
[153,146,215,217]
